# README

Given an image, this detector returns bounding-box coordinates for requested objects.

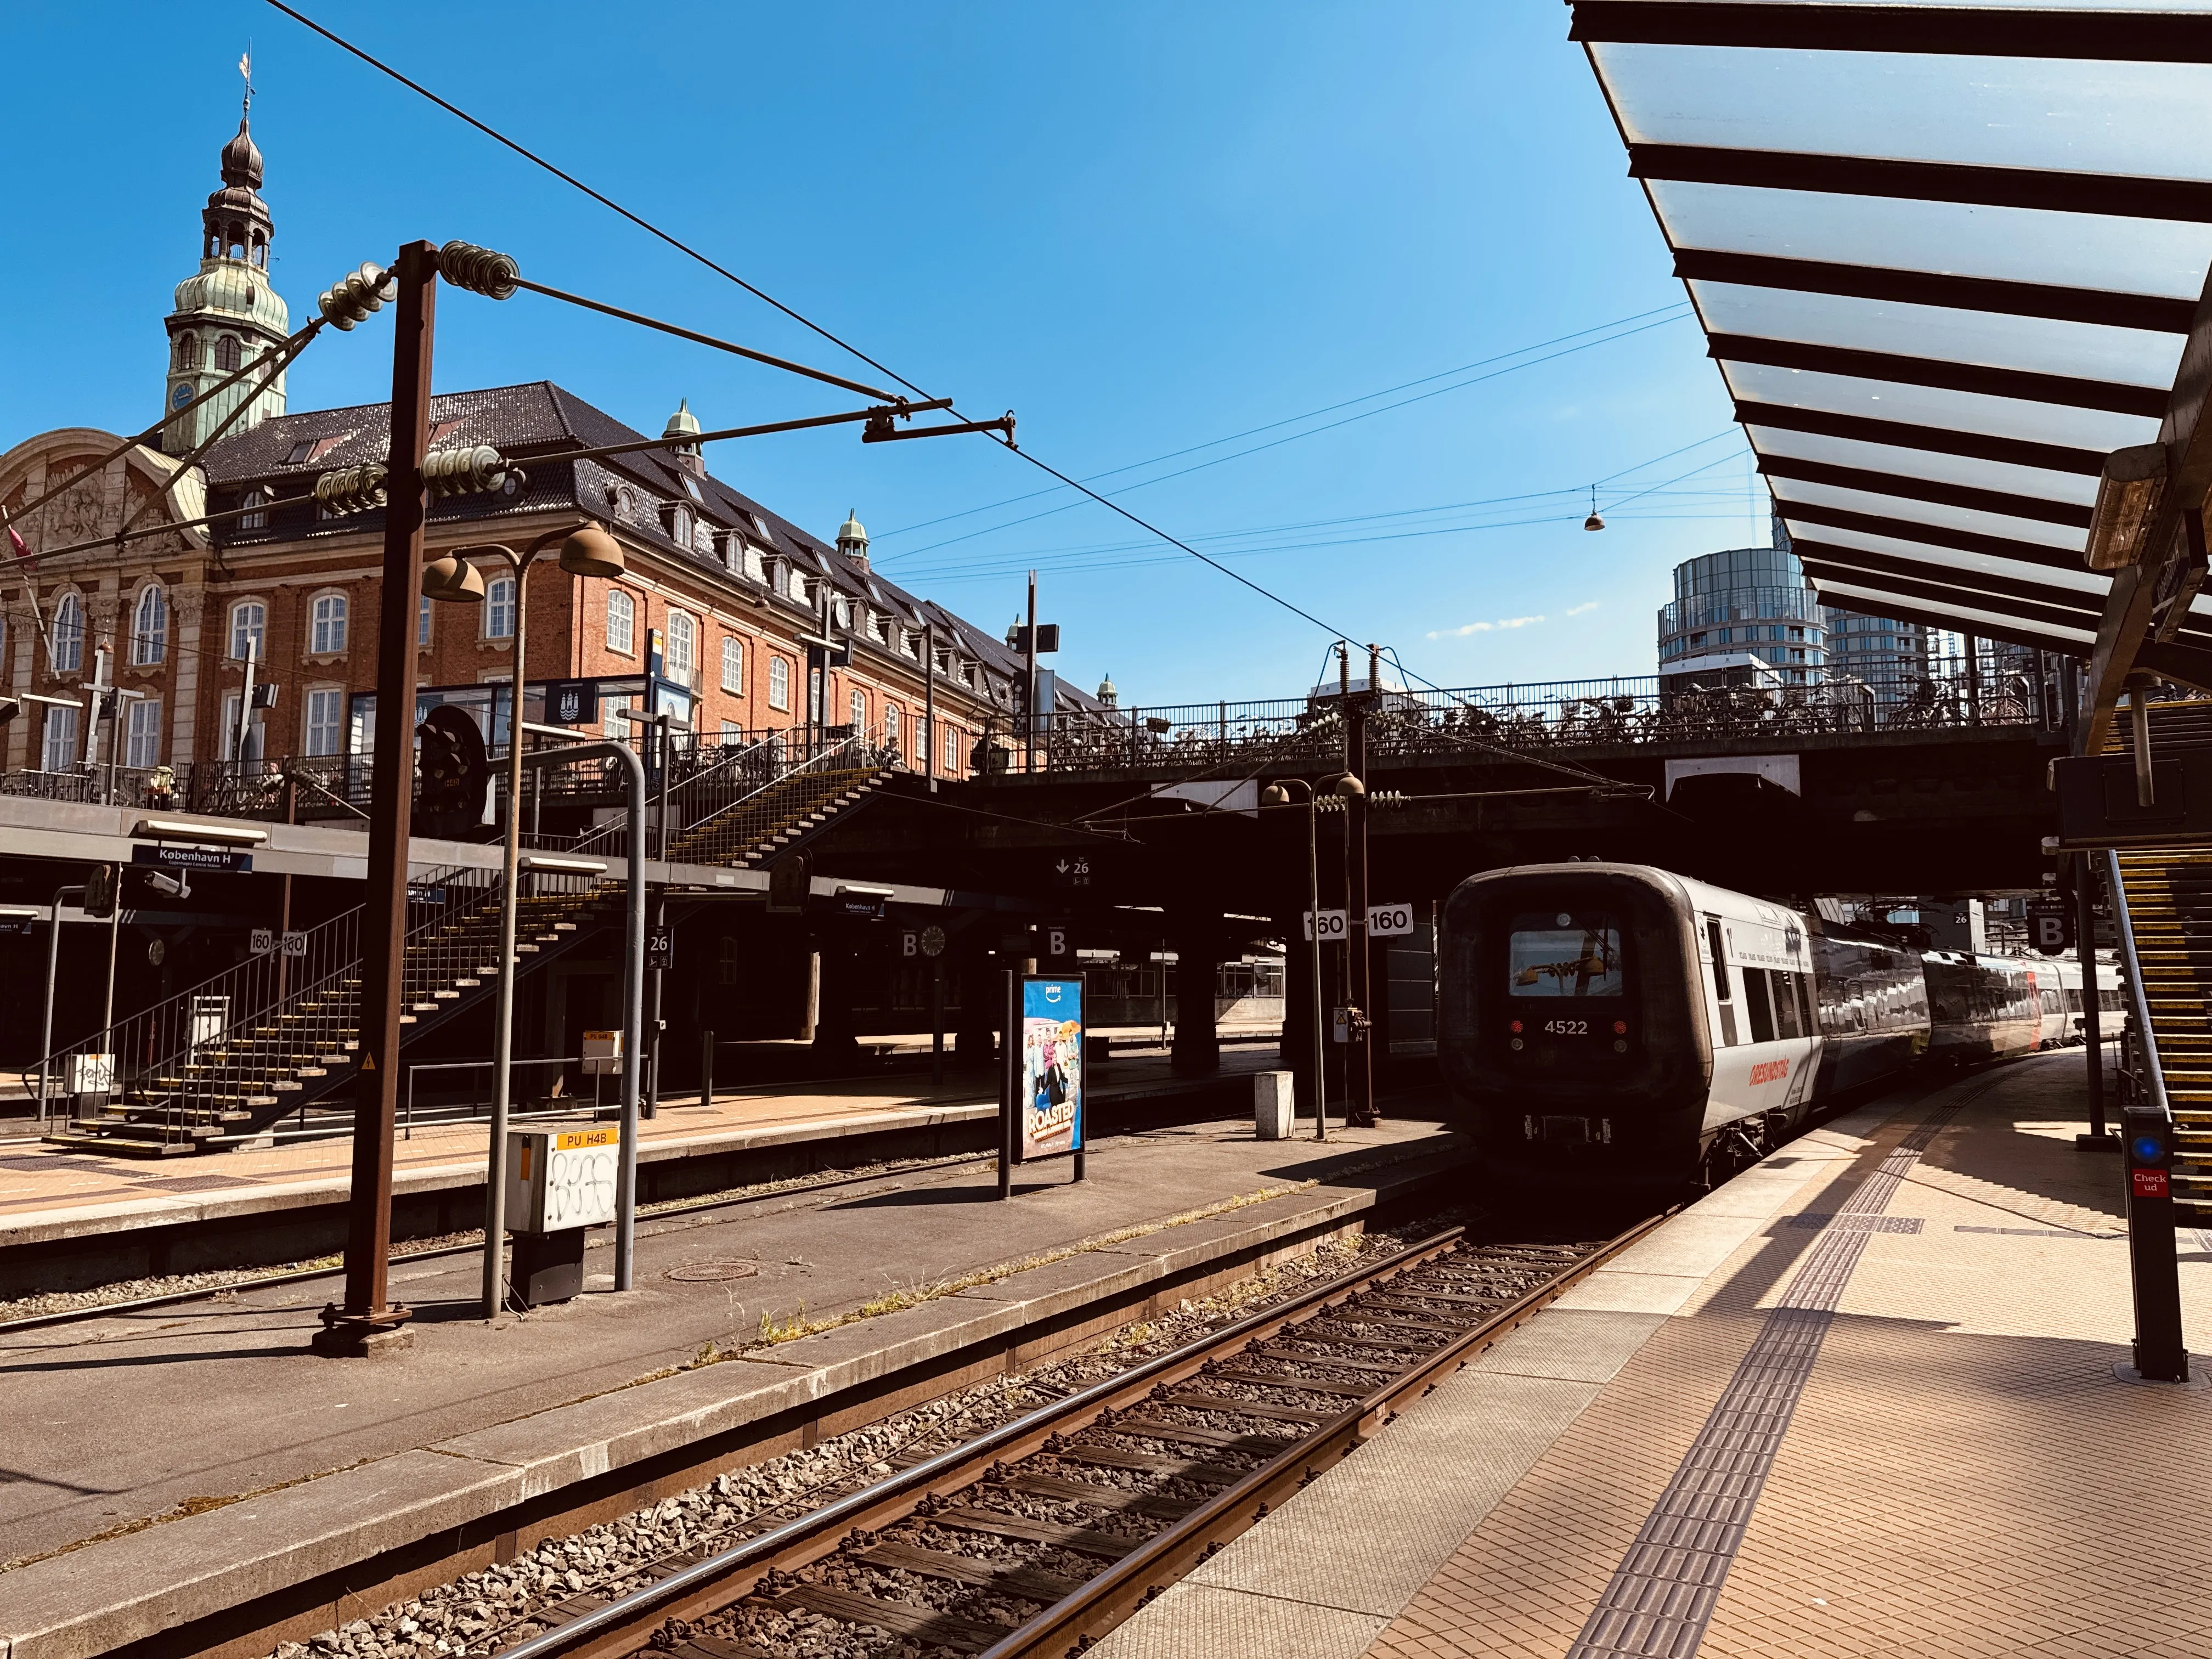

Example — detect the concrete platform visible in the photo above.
[1099,1052,2212,1659]
[0,1047,1290,1294]
[0,1109,1465,1659]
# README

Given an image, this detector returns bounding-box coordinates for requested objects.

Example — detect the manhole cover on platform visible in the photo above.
[664,1259,759,1283]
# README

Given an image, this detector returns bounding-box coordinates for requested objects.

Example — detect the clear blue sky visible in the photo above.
[2,3,1765,708]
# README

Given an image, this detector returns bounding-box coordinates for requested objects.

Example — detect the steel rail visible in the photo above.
[491,1209,1669,1659]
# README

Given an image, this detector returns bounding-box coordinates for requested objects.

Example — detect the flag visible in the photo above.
[240,51,251,81]
[5,522,30,571]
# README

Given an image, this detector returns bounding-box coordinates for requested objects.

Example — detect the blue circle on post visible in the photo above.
[2132,1135,2165,1164]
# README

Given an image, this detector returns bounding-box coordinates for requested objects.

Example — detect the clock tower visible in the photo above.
[162,98,290,455]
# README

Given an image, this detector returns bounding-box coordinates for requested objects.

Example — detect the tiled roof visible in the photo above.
[202,381,1107,713]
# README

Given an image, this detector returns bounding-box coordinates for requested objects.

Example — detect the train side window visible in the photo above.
[1705,919,1729,998]
[1744,967,1776,1043]
[1769,970,1803,1040]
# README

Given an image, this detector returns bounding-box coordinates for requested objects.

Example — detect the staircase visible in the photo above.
[35,730,899,1158]
[667,742,893,870]
[43,871,613,1155]
[2102,698,2212,1220]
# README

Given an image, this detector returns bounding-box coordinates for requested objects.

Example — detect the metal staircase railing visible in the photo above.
[40,862,616,1152]
[664,730,889,869]
[2108,844,2206,1215]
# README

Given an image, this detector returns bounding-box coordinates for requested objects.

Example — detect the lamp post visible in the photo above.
[426,524,627,1321]
[1261,771,1364,1142]
[1261,778,1327,1142]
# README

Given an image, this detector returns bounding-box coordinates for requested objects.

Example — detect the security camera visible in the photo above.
[144,870,191,899]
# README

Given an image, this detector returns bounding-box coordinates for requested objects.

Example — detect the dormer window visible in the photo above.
[662,503,693,544]
[239,487,269,531]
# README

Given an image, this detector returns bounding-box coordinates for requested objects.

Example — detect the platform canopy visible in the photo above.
[1570,0,2212,739]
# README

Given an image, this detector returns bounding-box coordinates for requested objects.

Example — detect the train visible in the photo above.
[1437,862,2117,1189]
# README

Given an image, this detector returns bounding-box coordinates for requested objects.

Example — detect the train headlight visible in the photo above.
[1509,1019,1522,1034]
[1613,1020,1627,1034]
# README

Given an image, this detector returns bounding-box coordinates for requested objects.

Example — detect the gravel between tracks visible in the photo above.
[264,1221,1440,1659]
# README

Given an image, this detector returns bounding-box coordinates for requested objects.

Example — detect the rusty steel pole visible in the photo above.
[317,241,436,1356]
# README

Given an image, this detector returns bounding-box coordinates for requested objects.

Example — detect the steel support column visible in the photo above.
[317,240,436,1356]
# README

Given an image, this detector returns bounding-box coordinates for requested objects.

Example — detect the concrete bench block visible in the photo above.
[1254,1070,1296,1139]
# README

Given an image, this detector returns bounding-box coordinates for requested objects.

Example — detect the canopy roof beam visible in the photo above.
[1575,3,2212,63]
[1739,400,2106,478]
[1760,456,2090,529]
[1710,334,2167,419]
[1774,499,2091,573]
[1633,144,2212,225]
[1675,250,2195,335]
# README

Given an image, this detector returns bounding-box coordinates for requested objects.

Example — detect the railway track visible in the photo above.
[470,1212,1664,1659]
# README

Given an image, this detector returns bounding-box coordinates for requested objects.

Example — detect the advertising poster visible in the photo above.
[1016,977,1084,1161]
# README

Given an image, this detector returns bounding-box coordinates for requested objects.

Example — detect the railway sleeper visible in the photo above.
[855,1539,1086,1601]
[762,1583,1012,1652]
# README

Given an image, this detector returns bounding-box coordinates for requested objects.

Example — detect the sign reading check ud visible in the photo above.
[1013,976,1084,1163]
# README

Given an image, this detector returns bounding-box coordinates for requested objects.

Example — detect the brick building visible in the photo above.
[0,112,1083,787]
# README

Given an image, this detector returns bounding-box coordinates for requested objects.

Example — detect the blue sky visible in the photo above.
[2,3,1765,709]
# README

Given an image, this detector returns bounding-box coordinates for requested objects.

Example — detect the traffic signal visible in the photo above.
[82,863,119,919]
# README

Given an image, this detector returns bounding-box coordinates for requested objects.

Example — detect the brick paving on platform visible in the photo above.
[1363,1055,2212,1659]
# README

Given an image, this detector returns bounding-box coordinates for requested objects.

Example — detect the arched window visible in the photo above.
[606,589,636,656]
[484,575,515,640]
[768,656,791,712]
[849,687,867,730]
[720,636,744,695]
[131,585,168,666]
[229,599,267,662]
[665,611,696,686]
[884,704,900,755]
[173,334,201,371]
[50,592,83,674]
[309,592,348,655]
[214,335,242,372]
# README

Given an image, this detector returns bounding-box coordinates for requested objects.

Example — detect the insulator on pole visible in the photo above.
[437,241,521,301]
[424,445,517,499]
[314,462,388,516]
[318,263,394,330]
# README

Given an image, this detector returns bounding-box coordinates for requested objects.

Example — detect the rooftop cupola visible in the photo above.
[837,507,868,570]
[162,76,290,456]
[663,398,706,475]
[1097,671,1119,709]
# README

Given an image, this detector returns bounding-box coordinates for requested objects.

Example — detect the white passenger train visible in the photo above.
[1437,862,2102,1188]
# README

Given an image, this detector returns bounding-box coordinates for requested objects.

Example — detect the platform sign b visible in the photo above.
[2025,900,2072,952]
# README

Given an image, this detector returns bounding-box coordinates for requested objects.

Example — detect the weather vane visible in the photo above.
[239,43,254,117]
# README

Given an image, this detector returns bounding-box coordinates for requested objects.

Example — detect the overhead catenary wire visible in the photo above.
[1,317,331,539]
[870,303,1698,544]
[258,2,1698,690]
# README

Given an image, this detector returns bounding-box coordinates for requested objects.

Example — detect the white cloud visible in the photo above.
[1426,614,1545,640]
[1565,601,1600,616]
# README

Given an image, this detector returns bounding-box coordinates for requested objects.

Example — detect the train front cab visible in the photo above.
[1441,865,1714,1187]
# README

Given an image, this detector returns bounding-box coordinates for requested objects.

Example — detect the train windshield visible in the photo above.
[1507,913,1625,997]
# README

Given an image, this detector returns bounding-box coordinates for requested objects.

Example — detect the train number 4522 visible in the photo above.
[1542,1019,1589,1036]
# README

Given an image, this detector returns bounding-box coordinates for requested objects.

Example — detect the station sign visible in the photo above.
[133,844,248,873]
[646,926,675,970]
[250,929,309,957]
[543,679,600,726]
[901,925,947,959]
[2025,899,2073,953]
[582,1029,623,1076]
[1303,904,1418,941]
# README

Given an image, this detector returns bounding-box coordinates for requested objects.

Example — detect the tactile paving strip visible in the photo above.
[1565,1106,1961,1659]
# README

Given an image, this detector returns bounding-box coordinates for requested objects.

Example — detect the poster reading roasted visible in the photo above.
[1017,977,1084,1161]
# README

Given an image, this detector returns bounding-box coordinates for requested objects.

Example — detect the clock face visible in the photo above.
[171,383,193,409]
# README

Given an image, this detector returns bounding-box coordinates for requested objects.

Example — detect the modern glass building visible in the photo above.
[1820,606,1928,686]
[1656,541,1826,689]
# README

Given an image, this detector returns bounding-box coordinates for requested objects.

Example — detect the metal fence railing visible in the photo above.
[1028,658,2064,775]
